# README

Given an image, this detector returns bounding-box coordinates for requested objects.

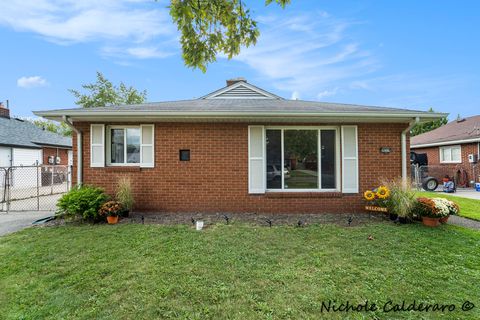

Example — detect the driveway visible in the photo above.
[0,211,54,236]
[432,187,480,200]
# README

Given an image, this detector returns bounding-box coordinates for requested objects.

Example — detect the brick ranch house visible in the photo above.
[34,79,445,213]
[411,115,480,187]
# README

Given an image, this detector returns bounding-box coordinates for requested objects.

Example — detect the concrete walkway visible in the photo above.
[448,215,480,230]
[0,211,54,236]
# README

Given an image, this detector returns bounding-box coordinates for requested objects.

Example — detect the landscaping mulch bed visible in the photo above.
[123,211,386,227]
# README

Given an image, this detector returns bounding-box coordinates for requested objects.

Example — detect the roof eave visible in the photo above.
[34,110,447,124]
[411,137,480,148]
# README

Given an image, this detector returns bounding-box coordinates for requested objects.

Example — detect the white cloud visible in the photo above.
[291,91,300,100]
[317,88,339,99]
[17,76,48,88]
[232,11,378,100]
[0,0,176,60]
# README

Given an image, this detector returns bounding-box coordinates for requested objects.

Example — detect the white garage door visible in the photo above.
[12,148,42,188]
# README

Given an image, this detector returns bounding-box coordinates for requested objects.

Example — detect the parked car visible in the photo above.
[267,164,290,181]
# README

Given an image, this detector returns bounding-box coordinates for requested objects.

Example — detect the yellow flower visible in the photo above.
[364,190,376,201]
[376,186,390,199]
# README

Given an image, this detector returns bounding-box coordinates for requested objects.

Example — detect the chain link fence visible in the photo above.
[411,164,479,191]
[0,165,72,212]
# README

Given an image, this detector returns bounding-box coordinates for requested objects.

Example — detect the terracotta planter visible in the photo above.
[422,216,440,227]
[439,215,450,224]
[107,216,119,224]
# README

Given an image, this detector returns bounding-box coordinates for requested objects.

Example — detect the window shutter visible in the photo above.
[140,124,154,168]
[341,125,358,193]
[90,124,105,168]
[248,126,265,194]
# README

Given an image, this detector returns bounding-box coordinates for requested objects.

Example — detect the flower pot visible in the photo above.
[389,213,398,221]
[107,216,119,224]
[120,209,130,218]
[439,215,450,224]
[422,216,440,227]
[398,216,409,224]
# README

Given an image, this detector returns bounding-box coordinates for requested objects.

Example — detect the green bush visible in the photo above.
[57,185,109,221]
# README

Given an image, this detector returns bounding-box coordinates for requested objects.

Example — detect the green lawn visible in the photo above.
[416,191,480,221]
[1,223,479,319]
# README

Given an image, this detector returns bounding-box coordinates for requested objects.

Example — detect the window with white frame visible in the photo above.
[265,127,339,191]
[439,145,461,163]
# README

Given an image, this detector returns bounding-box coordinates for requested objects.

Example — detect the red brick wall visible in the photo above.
[413,143,480,186]
[71,122,408,214]
[42,147,70,165]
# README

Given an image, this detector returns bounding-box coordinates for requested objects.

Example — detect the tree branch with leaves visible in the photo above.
[168,0,290,72]
[69,72,147,108]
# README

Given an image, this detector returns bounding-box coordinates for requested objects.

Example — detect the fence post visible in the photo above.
[37,165,40,211]
[6,167,11,213]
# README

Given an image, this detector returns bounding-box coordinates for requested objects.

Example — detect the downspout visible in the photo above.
[402,117,420,185]
[62,116,82,185]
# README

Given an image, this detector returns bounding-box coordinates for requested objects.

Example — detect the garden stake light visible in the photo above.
[348,216,353,226]
[266,219,272,227]
[141,215,144,224]
[191,217,196,225]
[223,214,230,224]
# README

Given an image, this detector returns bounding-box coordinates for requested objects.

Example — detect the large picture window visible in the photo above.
[266,128,338,191]
[108,126,141,165]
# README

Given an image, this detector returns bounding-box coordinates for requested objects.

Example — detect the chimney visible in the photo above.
[226,77,247,87]
[0,101,10,119]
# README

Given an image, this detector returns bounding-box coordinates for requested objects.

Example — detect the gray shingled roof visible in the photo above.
[411,115,480,147]
[35,99,437,115]
[0,117,72,148]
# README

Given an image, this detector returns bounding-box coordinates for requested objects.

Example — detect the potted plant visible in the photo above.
[415,197,447,227]
[383,179,416,224]
[437,198,459,223]
[116,177,134,217]
[99,200,123,224]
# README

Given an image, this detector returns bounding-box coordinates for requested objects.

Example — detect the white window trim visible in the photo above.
[264,126,341,193]
[106,125,142,166]
[439,145,462,164]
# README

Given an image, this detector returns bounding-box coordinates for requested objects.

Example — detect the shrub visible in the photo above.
[57,185,109,221]
[415,197,450,218]
[116,177,134,212]
[99,201,123,218]
[382,178,417,218]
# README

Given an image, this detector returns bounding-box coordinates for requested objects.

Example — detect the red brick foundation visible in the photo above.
[72,122,408,214]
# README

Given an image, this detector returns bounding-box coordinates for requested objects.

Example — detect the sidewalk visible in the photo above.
[0,211,54,236]
[448,215,480,230]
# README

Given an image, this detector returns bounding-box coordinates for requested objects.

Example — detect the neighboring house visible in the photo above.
[34,78,445,213]
[0,103,72,188]
[411,115,480,186]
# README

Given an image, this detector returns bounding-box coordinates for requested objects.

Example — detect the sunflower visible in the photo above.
[376,186,390,199]
[364,190,376,201]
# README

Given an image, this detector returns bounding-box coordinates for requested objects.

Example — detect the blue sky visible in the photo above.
[1,0,479,119]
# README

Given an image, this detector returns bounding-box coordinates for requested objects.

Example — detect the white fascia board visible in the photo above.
[411,137,480,148]
[34,110,447,120]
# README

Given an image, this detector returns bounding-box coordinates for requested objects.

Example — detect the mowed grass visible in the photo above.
[417,191,480,221]
[1,222,479,319]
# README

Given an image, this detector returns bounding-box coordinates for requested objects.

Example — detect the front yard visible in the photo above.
[1,222,479,319]
[416,191,480,221]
